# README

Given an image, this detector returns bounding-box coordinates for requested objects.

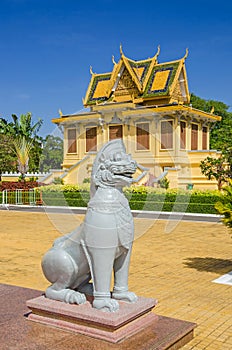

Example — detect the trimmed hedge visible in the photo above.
[34,185,222,215]
[0,181,41,191]
[128,201,217,214]
[0,184,222,214]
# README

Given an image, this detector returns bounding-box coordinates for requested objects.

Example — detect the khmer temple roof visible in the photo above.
[83,46,190,107]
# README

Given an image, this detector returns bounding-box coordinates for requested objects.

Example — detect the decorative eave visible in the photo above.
[52,103,221,126]
[122,104,222,122]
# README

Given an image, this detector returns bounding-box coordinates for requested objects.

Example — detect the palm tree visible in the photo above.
[13,137,33,179]
[1,113,43,175]
[11,113,43,140]
[11,113,43,172]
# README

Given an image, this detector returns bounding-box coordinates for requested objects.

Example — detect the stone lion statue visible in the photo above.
[41,139,147,312]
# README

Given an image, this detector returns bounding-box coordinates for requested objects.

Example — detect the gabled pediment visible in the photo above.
[113,65,140,102]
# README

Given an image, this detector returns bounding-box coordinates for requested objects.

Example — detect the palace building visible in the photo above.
[52,46,221,189]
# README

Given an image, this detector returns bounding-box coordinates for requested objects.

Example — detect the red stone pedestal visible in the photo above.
[26,295,196,348]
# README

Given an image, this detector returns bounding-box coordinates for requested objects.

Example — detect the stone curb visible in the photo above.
[0,204,222,222]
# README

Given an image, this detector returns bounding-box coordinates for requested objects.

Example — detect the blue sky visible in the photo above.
[1,0,232,136]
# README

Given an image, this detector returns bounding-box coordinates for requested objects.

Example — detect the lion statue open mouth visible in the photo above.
[41,139,147,312]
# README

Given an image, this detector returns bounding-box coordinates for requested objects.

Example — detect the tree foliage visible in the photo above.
[13,137,33,178]
[39,135,63,172]
[191,93,232,179]
[200,156,229,191]
[0,134,16,180]
[215,180,232,231]
[0,113,43,176]
[191,93,232,171]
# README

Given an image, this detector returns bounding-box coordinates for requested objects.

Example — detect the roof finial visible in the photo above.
[120,43,123,56]
[154,45,160,61]
[90,66,94,75]
[112,55,117,65]
[183,48,189,60]
[58,109,63,117]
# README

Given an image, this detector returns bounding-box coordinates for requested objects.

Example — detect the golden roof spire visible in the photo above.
[183,48,189,60]
[112,55,117,65]
[120,43,123,56]
[154,45,160,61]
[90,66,95,75]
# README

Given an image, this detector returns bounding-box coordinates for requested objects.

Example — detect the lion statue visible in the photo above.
[41,139,147,312]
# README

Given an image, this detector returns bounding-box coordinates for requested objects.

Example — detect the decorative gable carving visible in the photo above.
[113,67,140,101]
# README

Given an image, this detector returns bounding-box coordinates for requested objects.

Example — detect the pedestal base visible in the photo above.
[27,295,196,348]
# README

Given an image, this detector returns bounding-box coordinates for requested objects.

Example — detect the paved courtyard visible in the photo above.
[0,210,231,349]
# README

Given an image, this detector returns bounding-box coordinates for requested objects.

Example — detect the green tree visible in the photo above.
[190,93,232,176]
[0,118,17,178]
[13,137,33,179]
[39,135,63,172]
[0,113,43,173]
[190,93,229,116]
[10,113,43,172]
[215,180,232,232]
[200,155,229,191]
[0,134,16,180]
[11,113,43,139]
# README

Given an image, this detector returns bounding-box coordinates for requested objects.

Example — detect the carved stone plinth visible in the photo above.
[27,295,196,348]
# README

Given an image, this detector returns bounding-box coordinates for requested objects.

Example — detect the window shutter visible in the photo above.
[180,121,186,149]
[191,124,198,150]
[109,125,123,140]
[161,121,173,149]
[136,123,149,150]
[86,127,97,152]
[67,129,77,153]
[202,126,207,150]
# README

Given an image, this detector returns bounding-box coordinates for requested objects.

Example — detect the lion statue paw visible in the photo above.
[93,298,119,312]
[45,287,86,305]
[112,289,138,303]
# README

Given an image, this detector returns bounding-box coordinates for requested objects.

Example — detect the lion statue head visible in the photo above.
[90,139,137,196]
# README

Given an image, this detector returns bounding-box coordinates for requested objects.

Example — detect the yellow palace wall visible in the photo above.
[58,107,219,190]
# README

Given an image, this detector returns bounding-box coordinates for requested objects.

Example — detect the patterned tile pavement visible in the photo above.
[0,210,231,349]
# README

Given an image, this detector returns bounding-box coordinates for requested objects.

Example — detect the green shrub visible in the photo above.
[158,176,170,189]
[32,185,221,214]
[215,180,232,230]
[53,177,64,185]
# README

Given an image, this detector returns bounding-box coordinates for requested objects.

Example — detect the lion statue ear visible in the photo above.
[99,154,106,162]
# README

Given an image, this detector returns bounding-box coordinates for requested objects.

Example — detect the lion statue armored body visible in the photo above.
[42,139,147,312]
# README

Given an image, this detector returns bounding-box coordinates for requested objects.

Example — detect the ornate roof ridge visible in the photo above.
[90,70,112,77]
[119,45,160,64]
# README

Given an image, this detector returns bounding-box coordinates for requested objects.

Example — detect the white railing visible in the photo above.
[1,189,37,205]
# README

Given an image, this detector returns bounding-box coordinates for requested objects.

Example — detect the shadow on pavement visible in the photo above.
[183,257,232,274]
